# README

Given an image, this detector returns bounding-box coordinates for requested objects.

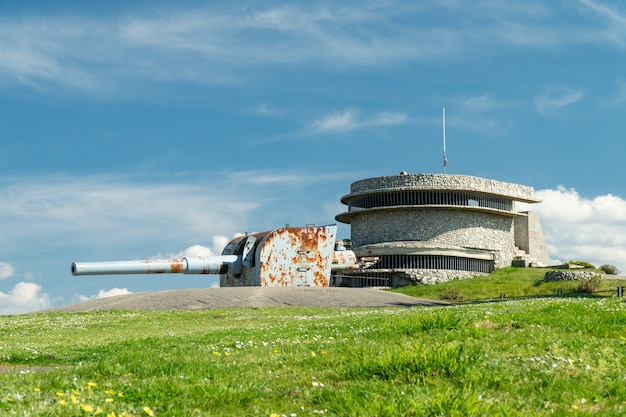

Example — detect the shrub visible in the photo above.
[599,264,619,275]
[576,274,603,294]
[441,287,464,300]
[568,261,595,269]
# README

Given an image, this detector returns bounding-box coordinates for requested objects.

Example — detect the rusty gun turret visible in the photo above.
[72,225,373,287]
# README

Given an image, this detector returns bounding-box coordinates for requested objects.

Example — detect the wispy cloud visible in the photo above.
[459,94,501,112]
[0,174,259,258]
[0,169,349,259]
[534,87,585,115]
[0,262,15,280]
[310,109,408,134]
[2,2,622,94]
[448,93,510,136]
[578,0,626,46]
[252,103,284,116]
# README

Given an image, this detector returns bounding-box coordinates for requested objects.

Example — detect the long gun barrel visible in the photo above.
[71,255,242,276]
[71,225,368,287]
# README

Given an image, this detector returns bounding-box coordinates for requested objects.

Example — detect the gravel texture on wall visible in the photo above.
[348,173,539,202]
[544,270,598,281]
[398,269,486,285]
[349,208,514,268]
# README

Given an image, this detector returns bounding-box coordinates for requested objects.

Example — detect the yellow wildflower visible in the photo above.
[95,407,103,415]
[33,388,41,393]
[107,412,117,417]
[81,404,95,412]
[105,390,116,395]
[56,392,66,397]
[270,414,281,417]
[59,400,67,406]
[71,394,79,404]
[212,351,221,356]
[143,406,155,416]
[105,398,114,403]
[7,397,15,403]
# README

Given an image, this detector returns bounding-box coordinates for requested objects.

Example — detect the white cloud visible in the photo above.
[313,109,359,133]
[310,109,408,134]
[5,3,614,94]
[77,287,132,303]
[211,235,234,255]
[178,244,216,257]
[226,171,308,186]
[460,94,500,112]
[526,186,626,273]
[171,234,242,258]
[0,262,15,280]
[71,288,133,305]
[578,0,626,46]
[0,174,259,255]
[0,282,53,315]
[225,169,351,186]
[97,288,131,299]
[534,87,585,115]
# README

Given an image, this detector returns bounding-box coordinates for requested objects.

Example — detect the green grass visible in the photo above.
[1,297,626,416]
[391,267,622,301]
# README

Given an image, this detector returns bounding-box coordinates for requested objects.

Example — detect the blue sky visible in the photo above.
[2,0,626,313]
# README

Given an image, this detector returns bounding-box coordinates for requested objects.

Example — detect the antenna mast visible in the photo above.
[442,107,448,174]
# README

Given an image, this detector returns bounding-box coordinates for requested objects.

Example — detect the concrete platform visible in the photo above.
[39,287,448,313]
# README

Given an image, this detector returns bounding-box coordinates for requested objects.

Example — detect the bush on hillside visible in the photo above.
[599,264,619,275]
[441,287,464,300]
[568,261,595,269]
[576,274,603,294]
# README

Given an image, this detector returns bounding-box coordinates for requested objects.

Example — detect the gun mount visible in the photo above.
[72,225,374,287]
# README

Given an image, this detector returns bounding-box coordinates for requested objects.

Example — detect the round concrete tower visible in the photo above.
[335,173,543,287]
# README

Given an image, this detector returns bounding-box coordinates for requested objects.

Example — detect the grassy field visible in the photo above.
[1,286,625,415]
[392,267,624,301]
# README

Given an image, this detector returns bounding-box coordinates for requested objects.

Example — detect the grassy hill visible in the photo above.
[1,275,626,416]
[392,266,623,301]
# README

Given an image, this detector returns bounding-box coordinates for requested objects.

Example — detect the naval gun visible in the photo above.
[72,225,372,287]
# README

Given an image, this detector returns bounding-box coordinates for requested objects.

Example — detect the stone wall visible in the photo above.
[395,269,487,286]
[544,270,598,281]
[349,208,515,268]
[349,173,539,202]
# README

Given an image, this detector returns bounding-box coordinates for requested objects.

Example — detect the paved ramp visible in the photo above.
[40,287,448,313]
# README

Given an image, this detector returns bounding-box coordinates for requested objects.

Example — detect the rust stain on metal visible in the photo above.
[169,259,185,273]
[229,225,336,287]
